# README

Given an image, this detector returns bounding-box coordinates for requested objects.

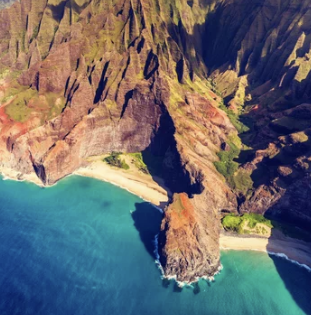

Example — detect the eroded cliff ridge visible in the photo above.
[1,0,311,282]
[205,0,311,230]
[0,0,238,282]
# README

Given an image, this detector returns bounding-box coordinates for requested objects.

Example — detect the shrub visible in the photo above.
[104,152,129,170]
[222,214,242,232]
[228,169,253,194]
[128,153,149,174]
[222,213,273,234]
[214,138,240,180]
[219,102,249,133]
[214,160,238,179]
[243,213,273,228]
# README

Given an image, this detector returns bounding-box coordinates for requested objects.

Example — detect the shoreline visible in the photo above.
[0,167,44,187]
[74,160,170,209]
[220,233,311,272]
[1,163,311,274]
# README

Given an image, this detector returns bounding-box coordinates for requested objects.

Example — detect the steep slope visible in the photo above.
[0,0,237,282]
[204,0,311,229]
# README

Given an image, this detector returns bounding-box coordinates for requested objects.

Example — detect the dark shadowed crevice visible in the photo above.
[66,0,92,15]
[142,103,203,197]
[177,20,188,54]
[93,61,110,104]
[64,76,70,97]
[32,163,47,184]
[137,37,145,53]
[131,202,163,259]
[176,59,184,83]
[120,89,134,119]
[47,0,67,22]
[25,14,29,32]
[34,72,40,91]
[88,65,95,85]
[144,51,159,79]
[75,58,80,71]
[121,56,131,80]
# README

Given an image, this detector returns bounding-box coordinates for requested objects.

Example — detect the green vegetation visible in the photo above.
[223,214,311,240]
[228,169,253,195]
[104,152,129,170]
[214,136,240,180]
[5,88,37,122]
[214,131,253,194]
[46,93,66,120]
[30,25,39,42]
[128,153,149,174]
[222,213,273,235]
[219,102,249,133]
[210,83,254,194]
[222,214,242,232]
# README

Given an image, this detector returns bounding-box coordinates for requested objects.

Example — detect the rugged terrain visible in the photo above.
[0,0,311,282]
[206,0,311,230]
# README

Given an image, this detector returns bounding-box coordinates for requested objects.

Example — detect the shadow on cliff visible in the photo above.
[131,202,163,260]
[142,103,203,199]
[266,227,311,315]
[177,0,311,307]
[131,202,196,293]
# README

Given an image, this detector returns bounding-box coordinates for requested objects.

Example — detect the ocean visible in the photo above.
[0,175,310,315]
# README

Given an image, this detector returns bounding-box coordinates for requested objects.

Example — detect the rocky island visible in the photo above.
[0,0,311,282]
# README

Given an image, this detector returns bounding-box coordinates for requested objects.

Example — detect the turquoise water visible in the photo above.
[0,175,310,315]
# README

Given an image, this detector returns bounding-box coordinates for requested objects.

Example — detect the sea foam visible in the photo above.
[267,251,311,272]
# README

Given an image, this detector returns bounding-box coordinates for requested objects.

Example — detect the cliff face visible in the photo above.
[205,0,311,228]
[0,0,237,282]
[1,0,311,282]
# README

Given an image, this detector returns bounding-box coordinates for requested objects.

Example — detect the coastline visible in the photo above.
[0,166,44,187]
[220,233,311,271]
[74,159,170,209]
[1,162,310,273]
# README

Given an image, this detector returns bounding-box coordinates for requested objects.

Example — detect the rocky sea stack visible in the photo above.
[0,0,311,282]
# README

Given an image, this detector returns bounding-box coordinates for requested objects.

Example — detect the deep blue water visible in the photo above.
[0,175,310,315]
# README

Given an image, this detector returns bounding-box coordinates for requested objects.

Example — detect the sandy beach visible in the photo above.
[75,158,170,209]
[0,166,43,186]
[220,233,311,269]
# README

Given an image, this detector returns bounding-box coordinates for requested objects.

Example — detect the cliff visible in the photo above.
[0,0,311,282]
[205,0,311,229]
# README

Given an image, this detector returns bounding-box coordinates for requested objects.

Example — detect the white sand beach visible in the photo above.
[220,234,311,269]
[75,158,170,209]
